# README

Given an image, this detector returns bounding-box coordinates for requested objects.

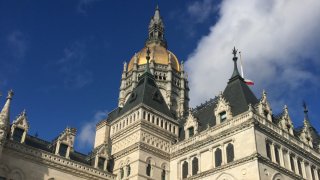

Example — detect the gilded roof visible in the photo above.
[128,43,180,72]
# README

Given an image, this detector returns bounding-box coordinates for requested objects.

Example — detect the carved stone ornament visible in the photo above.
[278,105,293,135]
[184,108,199,136]
[214,92,232,124]
[257,90,273,121]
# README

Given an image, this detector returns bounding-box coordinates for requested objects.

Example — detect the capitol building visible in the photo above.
[1,6,320,180]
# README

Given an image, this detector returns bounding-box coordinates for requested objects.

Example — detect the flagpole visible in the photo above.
[239,51,244,78]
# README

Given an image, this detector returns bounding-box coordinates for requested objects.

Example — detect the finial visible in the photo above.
[232,47,238,58]
[7,90,14,99]
[303,101,309,120]
[156,4,159,10]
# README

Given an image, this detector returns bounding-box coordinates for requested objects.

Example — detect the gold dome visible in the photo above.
[128,43,180,72]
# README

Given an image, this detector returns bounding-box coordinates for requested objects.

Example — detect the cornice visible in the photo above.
[112,142,170,161]
[4,141,115,180]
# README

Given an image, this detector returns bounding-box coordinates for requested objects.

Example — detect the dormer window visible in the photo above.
[219,111,227,123]
[264,110,269,119]
[98,157,106,170]
[188,127,194,137]
[12,127,24,143]
[58,143,68,157]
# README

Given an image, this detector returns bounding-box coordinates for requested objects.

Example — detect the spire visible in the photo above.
[0,90,14,123]
[146,5,167,48]
[229,47,243,83]
[303,101,310,124]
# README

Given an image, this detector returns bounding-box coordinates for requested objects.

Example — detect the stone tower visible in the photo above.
[118,6,189,118]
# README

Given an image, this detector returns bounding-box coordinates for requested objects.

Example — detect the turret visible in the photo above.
[0,90,14,158]
[118,62,127,107]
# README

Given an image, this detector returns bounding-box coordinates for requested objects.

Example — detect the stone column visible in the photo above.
[314,168,319,180]
[270,143,275,163]
[301,161,307,179]
[279,147,284,167]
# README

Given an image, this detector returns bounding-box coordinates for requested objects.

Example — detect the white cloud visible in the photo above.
[7,30,27,59]
[185,0,320,111]
[77,110,108,150]
[187,0,217,23]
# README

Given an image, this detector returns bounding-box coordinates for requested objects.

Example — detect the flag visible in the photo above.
[245,79,254,85]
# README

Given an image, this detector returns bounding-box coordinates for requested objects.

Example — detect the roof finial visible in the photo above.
[303,101,309,121]
[145,47,151,73]
[229,46,243,82]
[232,47,237,58]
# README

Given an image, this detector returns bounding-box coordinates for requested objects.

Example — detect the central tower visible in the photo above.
[118,6,189,118]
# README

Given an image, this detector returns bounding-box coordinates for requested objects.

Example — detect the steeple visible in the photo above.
[0,90,14,158]
[146,5,167,48]
[0,90,13,125]
[303,101,311,127]
[229,47,244,83]
[223,47,258,116]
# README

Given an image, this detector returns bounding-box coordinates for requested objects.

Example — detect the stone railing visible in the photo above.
[171,111,253,152]
[5,141,116,180]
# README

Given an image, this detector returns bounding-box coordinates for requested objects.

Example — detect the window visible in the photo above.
[146,160,151,176]
[264,110,269,119]
[120,167,124,179]
[266,142,271,160]
[290,155,295,172]
[182,161,188,179]
[219,111,227,122]
[274,146,280,164]
[192,157,199,175]
[143,111,146,119]
[58,143,68,157]
[188,127,194,137]
[13,128,24,143]
[165,122,167,129]
[215,148,222,167]
[226,143,234,163]
[297,159,302,175]
[98,157,105,170]
[127,165,131,176]
[157,118,159,125]
[161,169,166,180]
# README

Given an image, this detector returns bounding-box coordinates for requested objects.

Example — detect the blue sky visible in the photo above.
[0,0,319,154]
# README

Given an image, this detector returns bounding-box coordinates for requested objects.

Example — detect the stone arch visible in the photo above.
[0,163,9,178]
[8,168,25,180]
[272,173,284,180]
[216,172,237,180]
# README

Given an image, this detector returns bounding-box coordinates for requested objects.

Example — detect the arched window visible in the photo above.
[226,143,234,163]
[157,118,159,125]
[147,113,150,121]
[143,111,146,119]
[146,160,151,176]
[161,169,166,180]
[182,161,188,179]
[120,167,124,179]
[297,159,302,175]
[161,120,163,127]
[127,165,131,177]
[97,157,105,170]
[266,142,271,160]
[274,146,280,164]
[165,122,167,129]
[290,155,295,172]
[192,157,199,175]
[215,148,222,167]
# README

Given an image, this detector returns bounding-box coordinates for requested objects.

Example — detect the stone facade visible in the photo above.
[1,5,320,180]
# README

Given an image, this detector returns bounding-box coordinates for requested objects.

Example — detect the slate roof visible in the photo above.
[107,71,174,123]
[22,134,91,165]
[191,54,259,133]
